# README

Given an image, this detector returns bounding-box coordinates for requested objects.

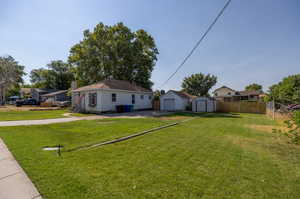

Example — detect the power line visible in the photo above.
[159,0,232,89]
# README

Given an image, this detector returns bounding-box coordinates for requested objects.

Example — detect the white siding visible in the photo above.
[213,87,236,97]
[160,91,188,111]
[77,89,153,113]
[192,97,216,112]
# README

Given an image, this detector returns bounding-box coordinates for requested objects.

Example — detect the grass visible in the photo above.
[0,113,300,199]
[0,109,68,121]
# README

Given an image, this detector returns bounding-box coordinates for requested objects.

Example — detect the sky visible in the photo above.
[1,0,300,92]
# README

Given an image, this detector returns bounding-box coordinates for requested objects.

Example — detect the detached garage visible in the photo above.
[192,97,216,112]
[160,90,196,111]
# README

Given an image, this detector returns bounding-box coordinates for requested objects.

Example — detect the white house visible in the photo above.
[72,80,153,113]
[192,97,216,112]
[160,90,196,111]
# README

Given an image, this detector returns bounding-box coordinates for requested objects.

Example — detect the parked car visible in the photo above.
[16,98,38,106]
[287,104,300,111]
[291,104,300,111]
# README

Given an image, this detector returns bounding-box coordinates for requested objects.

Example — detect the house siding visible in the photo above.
[214,87,236,97]
[76,89,152,113]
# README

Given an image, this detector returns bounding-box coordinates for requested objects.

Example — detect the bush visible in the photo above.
[274,111,300,144]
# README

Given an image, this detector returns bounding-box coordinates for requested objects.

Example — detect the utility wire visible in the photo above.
[159,0,232,89]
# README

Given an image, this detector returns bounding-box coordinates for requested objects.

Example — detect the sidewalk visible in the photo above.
[0,139,42,199]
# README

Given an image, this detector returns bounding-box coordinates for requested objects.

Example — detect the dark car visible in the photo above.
[287,104,300,111]
[291,104,300,111]
[16,98,38,107]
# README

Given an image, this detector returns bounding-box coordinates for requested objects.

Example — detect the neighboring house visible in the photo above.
[72,79,153,113]
[41,90,70,102]
[192,97,216,112]
[31,88,57,102]
[20,88,31,98]
[213,86,264,102]
[160,90,196,111]
[213,86,238,101]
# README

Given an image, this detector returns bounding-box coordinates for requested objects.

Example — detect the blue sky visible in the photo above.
[1,0,299,92]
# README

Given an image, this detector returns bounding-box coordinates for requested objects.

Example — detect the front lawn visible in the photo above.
[0,113,299,199]
[0,109,68,121]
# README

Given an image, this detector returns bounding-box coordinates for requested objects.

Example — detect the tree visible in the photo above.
[181,73,217,96]
[267,74,300,104]
[245,83,262,91]
[30,60,74,90]
[0,55,25,104]
[68,22,159,89]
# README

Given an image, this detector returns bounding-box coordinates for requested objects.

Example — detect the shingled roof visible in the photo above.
[237,90,263,96]
[72,80,152,93]
[41,90,68,97]
[170,90,197,99]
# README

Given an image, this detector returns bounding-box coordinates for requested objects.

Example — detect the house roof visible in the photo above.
[32,88,57,93]
[169,90,197,99]
[72,80,152,93]
[41,90,68,97]
[237,90,263,96]
[213,86,236,93]
[20,88,31,94]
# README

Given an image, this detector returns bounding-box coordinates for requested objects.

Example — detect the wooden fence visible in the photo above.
[153,100,160,111]
[216,101,266,114]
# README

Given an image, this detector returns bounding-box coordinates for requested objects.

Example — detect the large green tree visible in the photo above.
[68,22,158,89]
[30,60,74,90]
[0,55,25,104]
[181,73,217,96]
[267,74,300,104]
[245,83,262,91]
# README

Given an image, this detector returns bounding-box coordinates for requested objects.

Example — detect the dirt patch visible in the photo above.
[159,116,190,121]
[248,124,288,133]
[0,105,61,112]
[96,121,116,125]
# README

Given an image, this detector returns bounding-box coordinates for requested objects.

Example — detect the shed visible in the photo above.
[192,97,216,112]
[160,90,196,111]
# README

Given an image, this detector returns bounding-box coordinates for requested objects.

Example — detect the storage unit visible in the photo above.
[192,97,216,112]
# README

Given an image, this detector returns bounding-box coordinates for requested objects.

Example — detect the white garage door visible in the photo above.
[163,99,175,111]
[196,100,206,112]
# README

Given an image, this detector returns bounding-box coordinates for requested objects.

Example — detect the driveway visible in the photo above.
[0,111,172,127]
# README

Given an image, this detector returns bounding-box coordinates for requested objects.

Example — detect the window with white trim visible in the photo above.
[112,93,116,102]
[88,93,97,107]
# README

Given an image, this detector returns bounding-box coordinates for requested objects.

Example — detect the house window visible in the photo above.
[132,94,135,104]
[112,93,116,102]
[228,92,231,95]
[149,95,152,100]
[89,93,97,107]
[140,95,144,100]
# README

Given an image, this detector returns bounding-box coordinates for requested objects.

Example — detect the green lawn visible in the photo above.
[0,113,299,199]
[0,110,68,121]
